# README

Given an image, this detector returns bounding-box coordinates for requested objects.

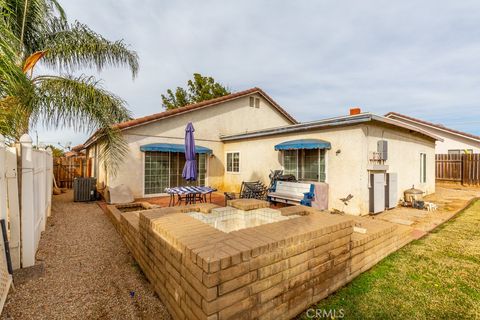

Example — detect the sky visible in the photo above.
[36,0,480,148]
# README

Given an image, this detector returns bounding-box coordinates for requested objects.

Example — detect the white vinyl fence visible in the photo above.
[0,133,53,271]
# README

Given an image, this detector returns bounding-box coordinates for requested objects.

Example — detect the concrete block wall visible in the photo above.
[105,205,415,320]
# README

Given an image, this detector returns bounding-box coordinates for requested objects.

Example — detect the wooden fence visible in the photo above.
[53,156,86,188]
[436,154,480,185]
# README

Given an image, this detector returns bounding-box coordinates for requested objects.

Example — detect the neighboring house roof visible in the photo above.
[83,87,297,148]
[385,112,480,143]
[65,149,85,157]
[220,113,442,141]
[71,144,85,152]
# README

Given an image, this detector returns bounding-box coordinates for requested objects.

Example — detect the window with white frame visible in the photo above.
[283,149,326,182]
[226,152,240,173]
[420,153,426,183]
[249,97,260,108]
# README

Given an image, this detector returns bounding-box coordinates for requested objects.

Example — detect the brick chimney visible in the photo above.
[349,107,361,115]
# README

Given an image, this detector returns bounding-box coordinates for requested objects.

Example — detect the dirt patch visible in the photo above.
[12,263,46,286]
[1,191,170,320]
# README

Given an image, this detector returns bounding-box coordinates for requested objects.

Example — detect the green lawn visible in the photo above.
[300,199,480,320]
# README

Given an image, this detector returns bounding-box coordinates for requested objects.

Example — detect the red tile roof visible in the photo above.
[385,112,480,142]
[84,87,296,147]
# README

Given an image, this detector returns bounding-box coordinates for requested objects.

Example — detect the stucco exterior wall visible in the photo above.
[387,116,480,154]
[223,126,367,215]
[361,123,436,211]
[92,94,293,197]
[223,122,436,216]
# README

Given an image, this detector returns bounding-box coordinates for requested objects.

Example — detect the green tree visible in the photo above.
[0,0,138,175]
[161,73,230,110]
[45,144,64,157]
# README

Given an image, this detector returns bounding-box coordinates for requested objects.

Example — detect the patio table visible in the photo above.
[165,186,217,206]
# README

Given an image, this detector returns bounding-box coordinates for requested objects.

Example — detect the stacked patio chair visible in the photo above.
[224,181,269,206]
[268,170,297,191]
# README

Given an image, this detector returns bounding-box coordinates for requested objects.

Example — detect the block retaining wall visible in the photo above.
[106,205,413,320]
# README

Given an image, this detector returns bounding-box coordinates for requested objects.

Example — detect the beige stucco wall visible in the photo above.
[93,94,294,197]
[361,123,436,211]
[223,122,436,216]
[387,116,480,154]
[223,126,367,215]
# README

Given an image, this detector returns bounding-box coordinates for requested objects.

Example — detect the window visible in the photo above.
[249,97,260,108]
[283,149,326,182]
[144,152,207,195]
[420,153,426,183]
[226,152,240,173]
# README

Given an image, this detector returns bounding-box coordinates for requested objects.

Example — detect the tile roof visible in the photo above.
[84,87,296,147]
[385,112,480,142]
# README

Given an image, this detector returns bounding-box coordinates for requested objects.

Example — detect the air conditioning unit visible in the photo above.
[377,140,388,160]
[73,177,97,202]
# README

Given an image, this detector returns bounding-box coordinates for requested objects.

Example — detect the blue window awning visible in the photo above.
[140,143,212,154]
[274,139,331,151]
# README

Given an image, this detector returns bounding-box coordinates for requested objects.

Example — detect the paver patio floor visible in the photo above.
[2,191,170,320]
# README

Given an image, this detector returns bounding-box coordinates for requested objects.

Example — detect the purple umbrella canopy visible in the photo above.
[182,122,198,181]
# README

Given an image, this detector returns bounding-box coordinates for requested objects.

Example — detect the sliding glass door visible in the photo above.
[144,151,207,195]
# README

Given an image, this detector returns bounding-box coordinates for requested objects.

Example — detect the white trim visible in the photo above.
[225,151,241,174]
[280,149,327,182]
[420,152,427,184]
[142,151,145,197]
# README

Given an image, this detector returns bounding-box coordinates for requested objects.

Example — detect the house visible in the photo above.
[83,87,296,195]
[385,112,480,154]
[64,144,86,158]
[83,88,439,215]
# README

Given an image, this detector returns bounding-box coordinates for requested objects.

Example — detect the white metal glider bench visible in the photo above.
[267,181,314,206]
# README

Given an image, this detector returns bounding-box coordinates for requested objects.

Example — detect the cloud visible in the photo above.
[36,0,480,146]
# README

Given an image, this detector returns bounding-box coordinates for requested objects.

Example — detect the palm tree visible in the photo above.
[0,0,139,174]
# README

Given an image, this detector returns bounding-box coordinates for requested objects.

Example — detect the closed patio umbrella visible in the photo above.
[182,122,197,181]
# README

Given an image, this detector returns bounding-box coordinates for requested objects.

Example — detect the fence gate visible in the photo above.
[53,157,85,188]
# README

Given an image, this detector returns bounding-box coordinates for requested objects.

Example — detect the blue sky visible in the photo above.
[36,0,480,148]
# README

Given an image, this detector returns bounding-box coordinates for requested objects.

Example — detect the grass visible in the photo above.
[299,200,480,320]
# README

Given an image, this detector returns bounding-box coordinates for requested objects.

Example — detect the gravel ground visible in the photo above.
[1,191,170,320]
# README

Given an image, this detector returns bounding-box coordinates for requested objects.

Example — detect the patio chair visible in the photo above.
[224,181,268,206]
[268,169,297,191]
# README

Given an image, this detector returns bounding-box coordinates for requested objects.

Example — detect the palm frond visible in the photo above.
[3,0,51,56]
[46,0,65,20]
[0,96,30,139]
[32,74,131,131]
[31,74,132,175]
[0,1,36,117]
[41,20,139,78]
[96,127,129,177]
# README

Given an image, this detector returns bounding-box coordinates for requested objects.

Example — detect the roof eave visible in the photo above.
[385,112,477,143]
[220,113,442,142]
[82,87,297,147]
[371,115,443,142]
[220,114,373,141]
